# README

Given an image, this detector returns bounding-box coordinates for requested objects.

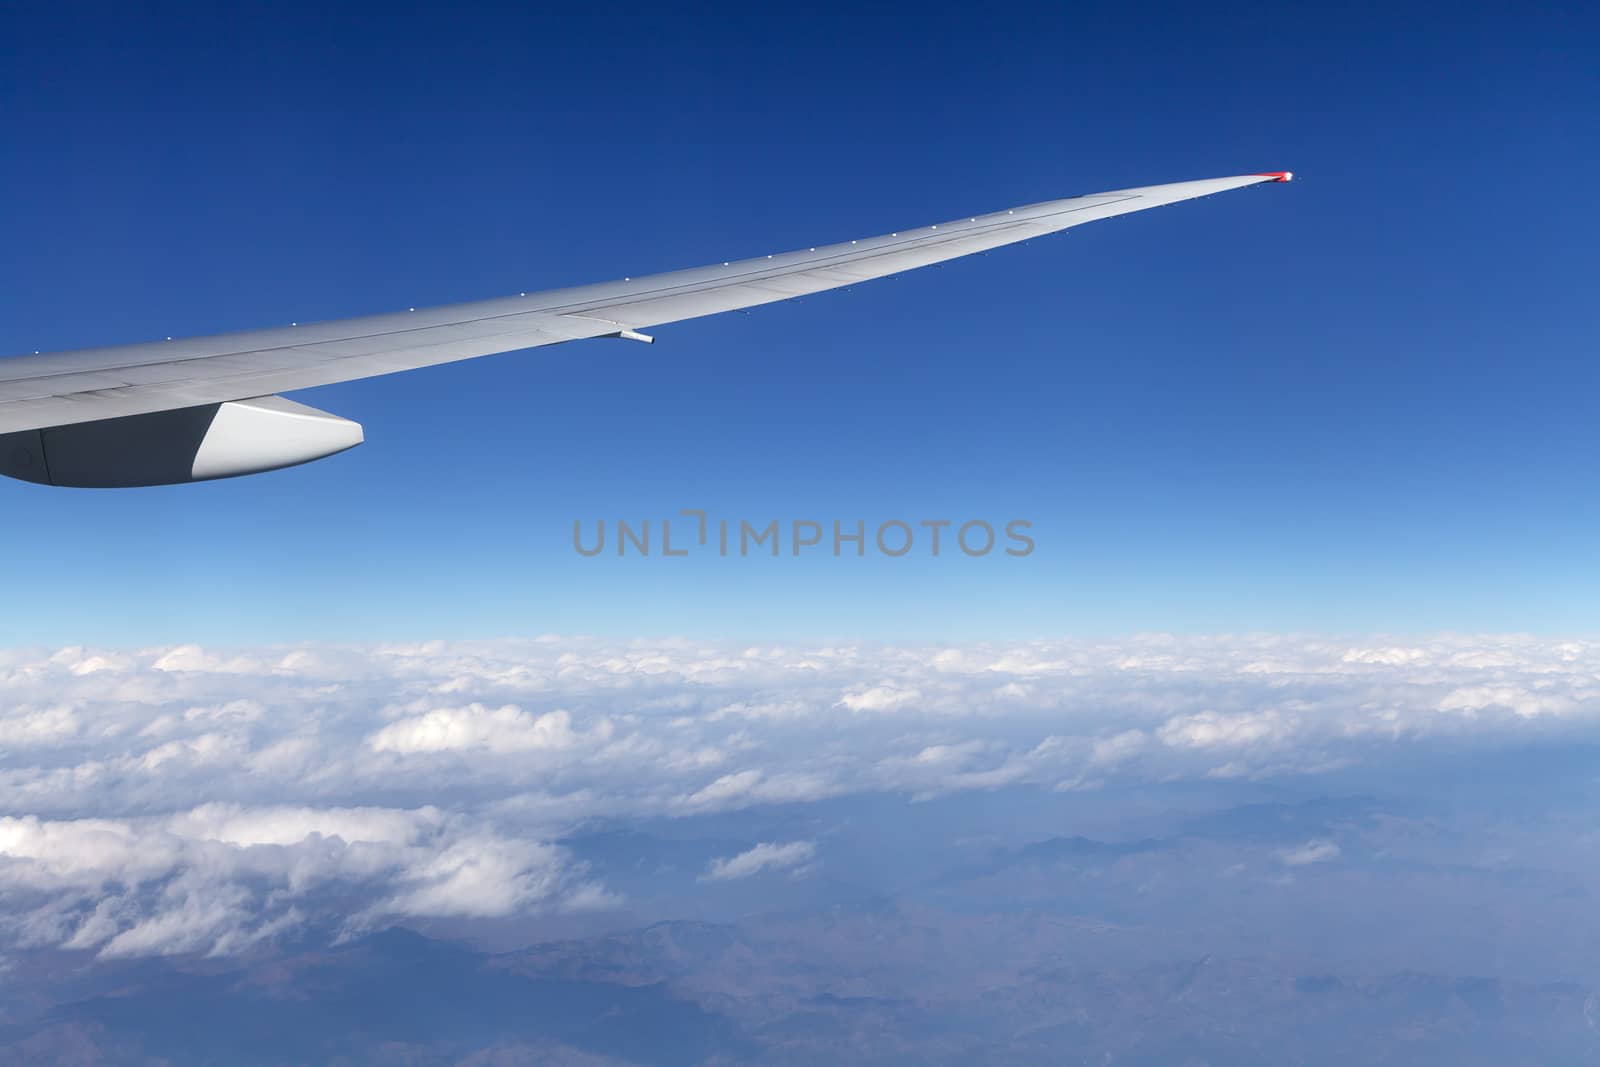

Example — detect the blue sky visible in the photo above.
[1,2,1596,645]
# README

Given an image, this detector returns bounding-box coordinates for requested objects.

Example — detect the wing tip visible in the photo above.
[1257,171,1294,183]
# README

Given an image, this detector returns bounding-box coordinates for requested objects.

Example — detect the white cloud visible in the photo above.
[1091,729,1148,766]
[0,805,601,958]
[837,685,920,712]
[380,835,571,918]
[367,704,608,754]
[680,770,766,811]
[1437,685,1573,719]
[167,803,434,848]
[1,634,1599,959]
[0,705,78,746]
[1280,840,1342,866]
[1159,710,1292,749]
[1342,646,1429,666]
[702,840,817,882]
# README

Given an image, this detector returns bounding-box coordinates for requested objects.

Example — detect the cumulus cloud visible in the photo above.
[837,685,920,712]
[0,804,604,959]
[0,705,79,746]
[1,634,1599,958]
[367,704,607,754]
[1159,710,1291,750]
[702,841,818,882]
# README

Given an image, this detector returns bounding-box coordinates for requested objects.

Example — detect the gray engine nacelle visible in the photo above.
[0,395,363,488]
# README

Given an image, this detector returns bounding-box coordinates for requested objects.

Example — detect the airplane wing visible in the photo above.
[0,172,1291,487]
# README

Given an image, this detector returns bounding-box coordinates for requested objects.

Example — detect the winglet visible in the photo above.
[1257,171,1294,183]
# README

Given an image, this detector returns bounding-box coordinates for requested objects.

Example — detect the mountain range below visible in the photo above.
[3,793,1596,1067]
[1,916,1592,1066]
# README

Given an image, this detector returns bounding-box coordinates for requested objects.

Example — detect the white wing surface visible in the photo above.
[0,172,1291,486]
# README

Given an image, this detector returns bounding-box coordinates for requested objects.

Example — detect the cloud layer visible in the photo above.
[2,634,1598,958]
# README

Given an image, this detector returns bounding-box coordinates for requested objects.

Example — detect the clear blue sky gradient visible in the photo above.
[1,2,1596,645]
